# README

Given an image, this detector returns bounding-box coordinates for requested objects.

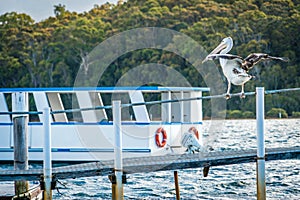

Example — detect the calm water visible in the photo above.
[1,119,299,199]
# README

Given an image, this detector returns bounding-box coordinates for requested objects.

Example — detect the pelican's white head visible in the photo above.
[211,37,233,55]
[202,37,233,63]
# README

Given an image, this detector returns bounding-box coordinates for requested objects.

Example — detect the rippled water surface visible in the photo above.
[2,119,300,199]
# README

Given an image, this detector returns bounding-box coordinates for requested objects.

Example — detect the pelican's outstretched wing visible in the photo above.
[242,53,289,71]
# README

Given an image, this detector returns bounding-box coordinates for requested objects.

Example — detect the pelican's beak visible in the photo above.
[202,41,228,63]
[209,41,227,55]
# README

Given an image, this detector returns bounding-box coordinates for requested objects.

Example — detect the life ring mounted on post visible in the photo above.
[189,127,199,140]
[155,127,167,147]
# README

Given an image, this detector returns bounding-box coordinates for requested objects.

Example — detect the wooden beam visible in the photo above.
[12,92,29,196]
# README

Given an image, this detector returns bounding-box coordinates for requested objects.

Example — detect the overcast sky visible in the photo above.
[0,0,118,22]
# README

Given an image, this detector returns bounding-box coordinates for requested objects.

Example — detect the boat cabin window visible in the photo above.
[0,87,207,124]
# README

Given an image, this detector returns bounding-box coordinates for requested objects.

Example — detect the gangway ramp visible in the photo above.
[0,147,299,182]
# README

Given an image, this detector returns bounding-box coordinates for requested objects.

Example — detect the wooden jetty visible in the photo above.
[0,146,299,182]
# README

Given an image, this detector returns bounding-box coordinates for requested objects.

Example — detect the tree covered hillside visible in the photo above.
[0,0,299,116]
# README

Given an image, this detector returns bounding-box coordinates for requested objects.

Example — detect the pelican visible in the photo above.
[202,37,288,99]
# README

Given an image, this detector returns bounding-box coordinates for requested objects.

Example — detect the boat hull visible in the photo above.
[0,122,202,162]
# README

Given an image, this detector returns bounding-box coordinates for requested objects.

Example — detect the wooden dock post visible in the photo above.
[174,171,180,200]
[256,87,266,200]
[112,101,123,200]
[12,92,29,196]
[43,107,52,200]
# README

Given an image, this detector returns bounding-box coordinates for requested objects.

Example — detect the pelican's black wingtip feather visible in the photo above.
[281,57,290,62]
[268,55,290,62]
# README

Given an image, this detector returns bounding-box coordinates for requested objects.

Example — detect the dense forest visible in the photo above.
[0,0,299,117]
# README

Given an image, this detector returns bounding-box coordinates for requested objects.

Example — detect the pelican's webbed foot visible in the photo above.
[240,92,246,99]
[225,93,231,100]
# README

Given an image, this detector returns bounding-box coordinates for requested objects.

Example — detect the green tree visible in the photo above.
[266,108,288,118]
[0,0,299,116]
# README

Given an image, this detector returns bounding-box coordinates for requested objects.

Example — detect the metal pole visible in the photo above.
[12,92,29,196]
[43,107,52,200]
[174,171,180,200]
[180,91,184,123]
[113,101,123,200]
[256,87,266,200]
[167,91,171,123]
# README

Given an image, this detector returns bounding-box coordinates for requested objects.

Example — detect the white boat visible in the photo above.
[0,86,209,162]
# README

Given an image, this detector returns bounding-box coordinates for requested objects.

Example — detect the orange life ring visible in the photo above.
[155,127,167,147]
[189,127,199,140]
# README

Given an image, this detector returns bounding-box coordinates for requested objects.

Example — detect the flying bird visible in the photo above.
[202,37,289,99]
